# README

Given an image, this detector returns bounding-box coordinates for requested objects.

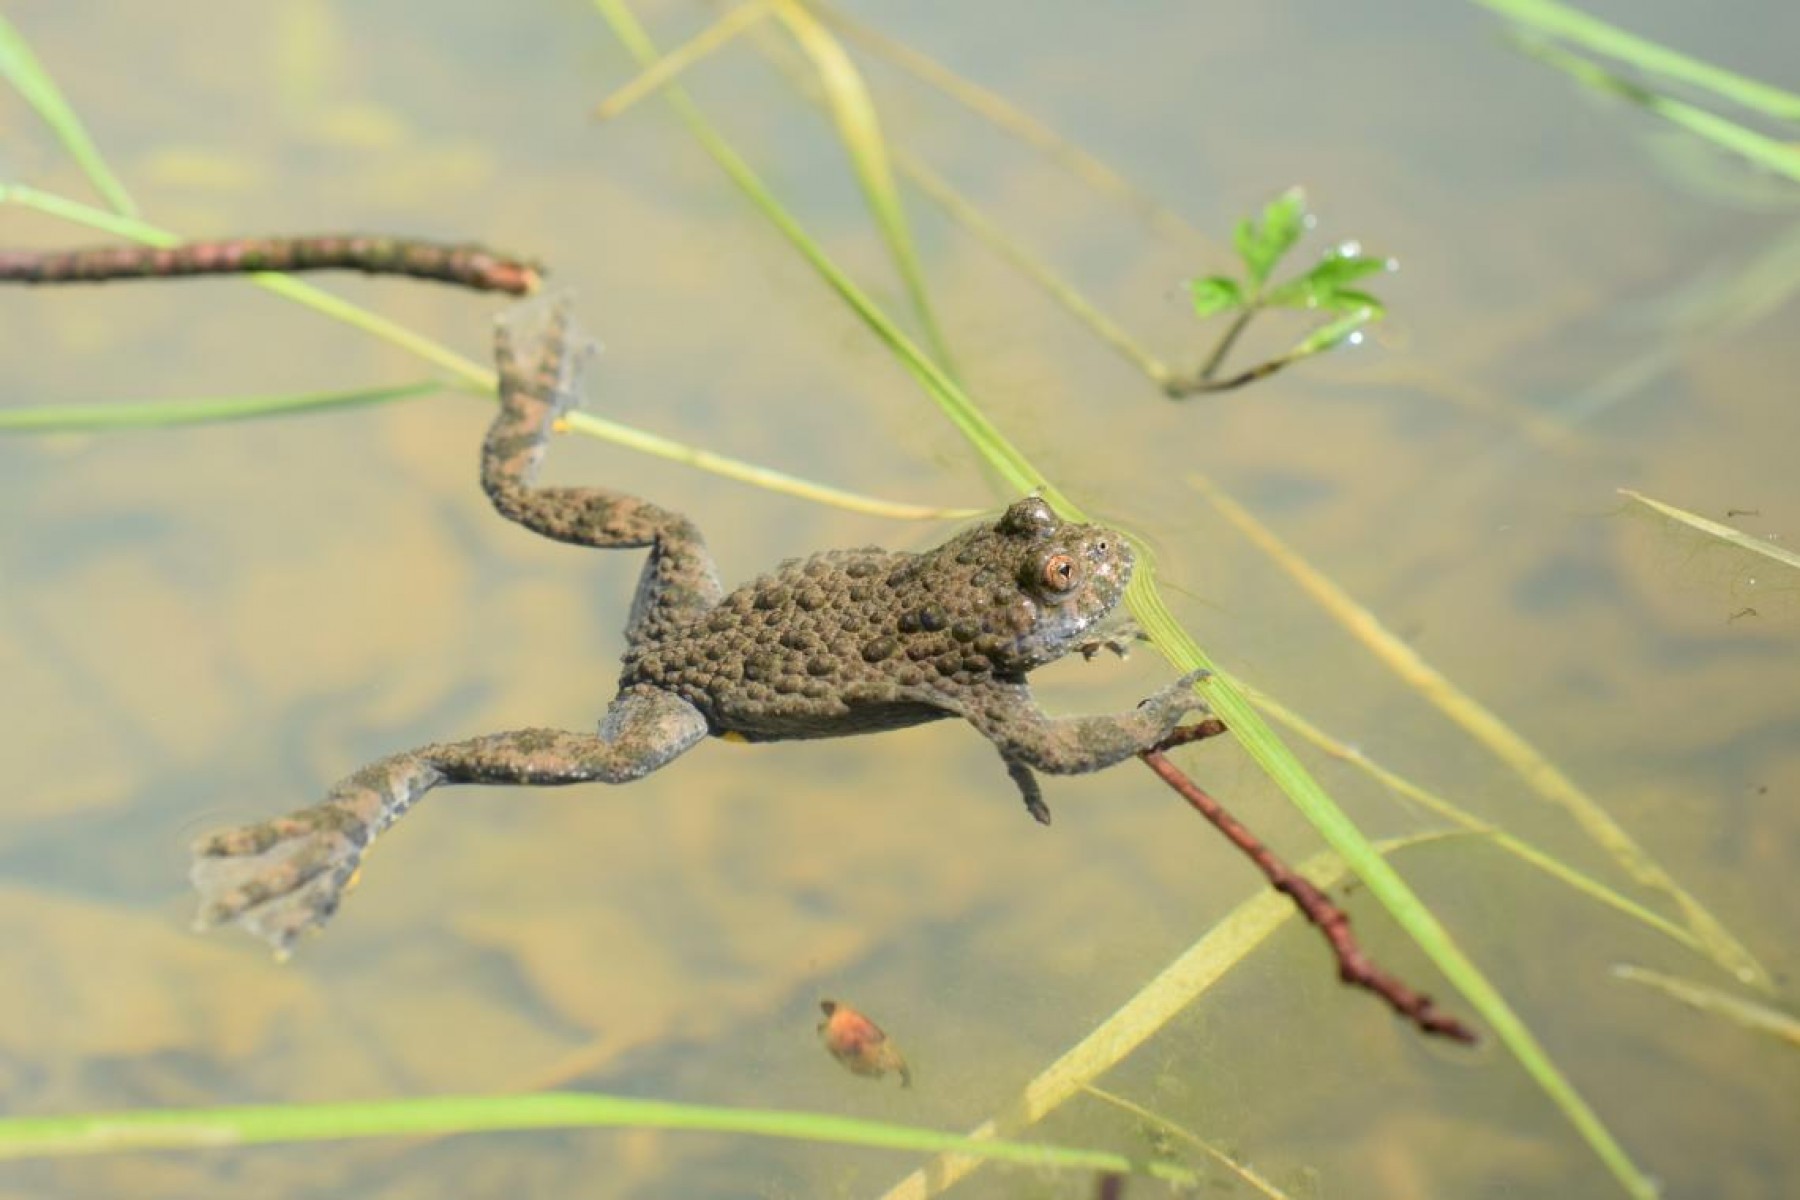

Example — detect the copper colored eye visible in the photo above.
[1042,553,1078,592]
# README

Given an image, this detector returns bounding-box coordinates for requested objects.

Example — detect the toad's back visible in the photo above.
[623,537,1048,740]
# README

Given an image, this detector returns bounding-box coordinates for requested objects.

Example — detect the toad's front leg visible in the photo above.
[957,671,1211,823]
[191,685,707,956]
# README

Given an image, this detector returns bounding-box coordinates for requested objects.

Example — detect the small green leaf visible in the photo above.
[1263,253,1390,310]
[1187,275,1244,318]
[1236,187,1308,287]
[1321,288,1384,316]
[1305,252,1390,290]
[1293,309,1377,358]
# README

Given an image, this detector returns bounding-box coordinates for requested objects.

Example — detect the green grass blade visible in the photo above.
[767,0,959,375]
[559,408,976,519]
[0,13,138,215]
[590,0,1038,493]
[590,6,1657,1193]
[0,185,969,521]
[1510,35,1800,183]
[593,0,773,120]
[1612,965,1800,1049]
[805,0,1218,255]
[0,1090,1192,1183]
[1080,1086,1295,1200]
[1620,488,1800,572]
[733,22,1176,386]
[1475,0,1800,123]
[0,381,439,432]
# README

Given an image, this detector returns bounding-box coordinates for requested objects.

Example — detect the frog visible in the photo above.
[190,300,1211,956]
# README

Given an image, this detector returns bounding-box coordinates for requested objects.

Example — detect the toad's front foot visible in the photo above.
[1139,668,1213,732]
[190,807,369,957]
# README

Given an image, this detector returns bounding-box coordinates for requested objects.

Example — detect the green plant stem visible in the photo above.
[0,1091,1194,1183]
[0,12,137,215]
[1198,306,1256,380]
[1475,0,1800,121]
[736,20,1176,386]
[1507,35,1800,183]
[0,382,440,432]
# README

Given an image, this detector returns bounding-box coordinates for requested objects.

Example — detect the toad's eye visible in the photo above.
[1041,553,1079,593]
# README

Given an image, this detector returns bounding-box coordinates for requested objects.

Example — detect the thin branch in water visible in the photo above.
[0,235,542,294]
[1141,735,1478,1044]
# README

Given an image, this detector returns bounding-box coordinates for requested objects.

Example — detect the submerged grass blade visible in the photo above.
[767,0,958,375]
[0,13,137,215]
[1612,965,1800,1049]
[561,408,975,518]
[1188,469,1769,993]
[591,6,1656,1193]
[878,839,1445,1200]
[1080,1086,1295,1200]
[1620,488,1800,572]
[589,0,1038,492]
[1475,0,1800,123]
[1240,679,1700,951]
[806,0,1217,255]
[737,24,1174,385]
[0,1090,1192,1183]
[1510,36,1800,184]
[0,381,439,432]
[891,147,1173,383]
[593,0,772,120]
[0,186,966,521]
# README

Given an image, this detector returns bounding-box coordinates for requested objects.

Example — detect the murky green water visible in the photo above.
[2,2,1796,1197]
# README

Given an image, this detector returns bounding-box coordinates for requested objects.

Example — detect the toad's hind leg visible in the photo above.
[191,685,708,956]
[483,300,722,648]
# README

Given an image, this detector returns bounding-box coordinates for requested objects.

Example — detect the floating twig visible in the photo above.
[0,234,542,294]
[1142,729,1478,1044]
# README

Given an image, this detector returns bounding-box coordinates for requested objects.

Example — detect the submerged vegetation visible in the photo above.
[0,1,1793,1196]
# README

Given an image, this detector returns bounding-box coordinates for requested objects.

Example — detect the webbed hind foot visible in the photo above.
[190,806,371,957]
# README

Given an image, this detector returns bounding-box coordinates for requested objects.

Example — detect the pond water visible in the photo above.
[1,2,1796,1197]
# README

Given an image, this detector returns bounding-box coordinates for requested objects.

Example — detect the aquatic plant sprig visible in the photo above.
[1167,187,1392,398]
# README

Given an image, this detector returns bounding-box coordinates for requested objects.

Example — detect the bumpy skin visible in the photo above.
[191,301,1208,955]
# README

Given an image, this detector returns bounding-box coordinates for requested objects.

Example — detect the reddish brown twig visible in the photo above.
[0,235,541,294]
[1142,732,1477,1044]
